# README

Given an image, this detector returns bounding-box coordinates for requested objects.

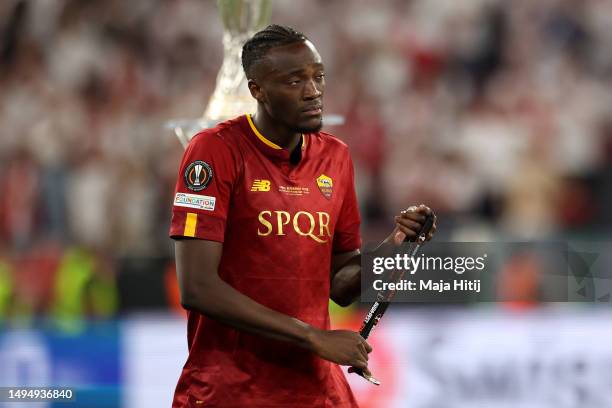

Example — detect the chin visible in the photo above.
[294,117,323,133]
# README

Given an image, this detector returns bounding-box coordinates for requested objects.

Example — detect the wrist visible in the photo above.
[299,320,320,351]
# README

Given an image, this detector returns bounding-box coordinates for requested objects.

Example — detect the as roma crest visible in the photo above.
[316,174,333,199]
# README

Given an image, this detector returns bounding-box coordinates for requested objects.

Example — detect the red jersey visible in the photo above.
[169,114,361,407]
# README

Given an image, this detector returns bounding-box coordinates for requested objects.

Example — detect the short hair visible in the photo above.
[242,24,308,79]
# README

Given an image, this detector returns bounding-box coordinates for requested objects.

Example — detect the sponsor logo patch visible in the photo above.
[316,174,333,199]
[174,193,216,211]
[251,179,271,192]
[184,161,213,191]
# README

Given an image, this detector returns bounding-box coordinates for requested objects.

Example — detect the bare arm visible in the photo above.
[175,238,372,369]
[176,238,313,345]
[330,250,361,307]
[330,243,399,307]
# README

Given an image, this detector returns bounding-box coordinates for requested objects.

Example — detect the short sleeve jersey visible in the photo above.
[169,115,361,408]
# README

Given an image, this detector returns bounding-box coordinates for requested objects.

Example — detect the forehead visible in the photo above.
[257,40,323,77]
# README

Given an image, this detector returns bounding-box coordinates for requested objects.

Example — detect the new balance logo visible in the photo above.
[251,179,271,192]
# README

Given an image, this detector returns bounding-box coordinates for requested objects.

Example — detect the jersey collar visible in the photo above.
[243,114,307,162]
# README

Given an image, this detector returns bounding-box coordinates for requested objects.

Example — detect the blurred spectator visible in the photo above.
[51,247,118,333]
[0,253,14,321]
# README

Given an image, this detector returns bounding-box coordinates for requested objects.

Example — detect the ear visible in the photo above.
[248,79,265,103]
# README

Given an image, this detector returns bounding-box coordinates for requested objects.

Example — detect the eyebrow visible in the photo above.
[282,64,325,77]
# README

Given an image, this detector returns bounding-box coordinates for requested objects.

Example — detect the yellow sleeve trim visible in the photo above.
[246,114,282,150]
[184,212,197,237]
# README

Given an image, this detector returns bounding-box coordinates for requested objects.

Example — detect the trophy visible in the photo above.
[167,0,343,148]
[168,0,271,147]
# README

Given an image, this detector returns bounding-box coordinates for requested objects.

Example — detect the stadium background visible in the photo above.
[1,0,612,406]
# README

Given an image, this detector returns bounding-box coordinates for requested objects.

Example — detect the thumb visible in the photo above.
[393,230,406,245]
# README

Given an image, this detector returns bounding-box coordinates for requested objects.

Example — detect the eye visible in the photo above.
[315,73,325,81]
[287,79,301,86]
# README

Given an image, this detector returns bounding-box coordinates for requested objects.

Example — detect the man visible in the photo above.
[169,25,436,407]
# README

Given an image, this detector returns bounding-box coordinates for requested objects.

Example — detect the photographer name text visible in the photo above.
[373,278,481,293]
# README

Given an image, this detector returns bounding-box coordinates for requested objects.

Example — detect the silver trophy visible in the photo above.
[167,0,343,148]
[168,0,271,147]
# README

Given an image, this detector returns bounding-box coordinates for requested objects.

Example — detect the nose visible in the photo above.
[303,78,322,100]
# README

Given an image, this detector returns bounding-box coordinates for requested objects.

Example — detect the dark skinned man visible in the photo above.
[169,25,437,408]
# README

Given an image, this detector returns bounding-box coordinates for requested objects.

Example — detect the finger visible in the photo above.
[358,342,369,361]
[426,228,435,240]
[427,220,438,240]
[400,206,426,219]
[416,204,433,215]
[397,224,418,238]
[402,205,419,213]
[400,211,426,222]
[363,340,373,353]
[352,358,368,369]
[393,230,406,245]
[348,366,373,379]
[395,216,421,231]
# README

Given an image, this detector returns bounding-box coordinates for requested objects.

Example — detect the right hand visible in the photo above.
[307,328,372,372]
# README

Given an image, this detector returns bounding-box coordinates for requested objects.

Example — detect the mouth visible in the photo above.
[301,104,323,116]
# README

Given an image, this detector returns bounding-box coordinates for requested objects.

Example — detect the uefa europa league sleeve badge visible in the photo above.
[184,161,213,191]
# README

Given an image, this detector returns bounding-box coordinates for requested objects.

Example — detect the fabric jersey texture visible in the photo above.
[169,114,362,407]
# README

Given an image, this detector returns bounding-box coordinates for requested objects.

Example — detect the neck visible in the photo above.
[252,107,301,151]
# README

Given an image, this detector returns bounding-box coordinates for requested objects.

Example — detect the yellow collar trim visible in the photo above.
[246,114,282,150]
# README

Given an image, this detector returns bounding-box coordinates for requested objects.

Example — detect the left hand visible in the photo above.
[389,204,437,245]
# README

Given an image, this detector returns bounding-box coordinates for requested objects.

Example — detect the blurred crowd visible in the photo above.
[1,0,612,322]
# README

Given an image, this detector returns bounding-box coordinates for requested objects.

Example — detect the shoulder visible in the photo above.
[312,131,351,156]
[187,116,245,156]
